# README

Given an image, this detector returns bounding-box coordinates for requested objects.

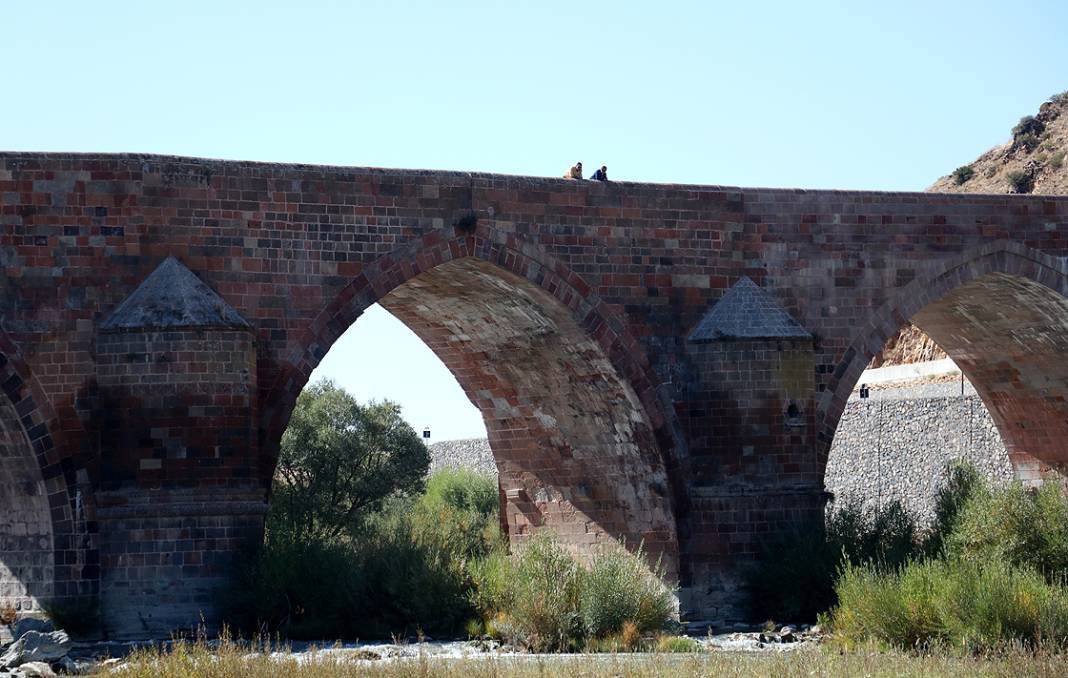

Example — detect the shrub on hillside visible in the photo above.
[951,165,975,185]
[1013,115,1046,141]
[1014,133,1042,152]
[1006,169,1034,193]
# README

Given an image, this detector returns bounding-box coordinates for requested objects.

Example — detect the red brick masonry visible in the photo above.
[1,152,1067,636]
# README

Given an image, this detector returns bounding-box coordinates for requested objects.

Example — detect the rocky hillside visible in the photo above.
[929,91,1068,195]
[869,323,946,368]
[874,91,1068,367]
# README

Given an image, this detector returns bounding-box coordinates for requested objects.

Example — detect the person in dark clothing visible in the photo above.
[590,165,608,181]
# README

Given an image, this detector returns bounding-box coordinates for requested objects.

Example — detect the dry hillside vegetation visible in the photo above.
[930,91,1068,195]
[872,91,1067,368]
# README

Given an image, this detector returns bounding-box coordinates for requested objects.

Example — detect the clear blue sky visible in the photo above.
[3,1,1066,440]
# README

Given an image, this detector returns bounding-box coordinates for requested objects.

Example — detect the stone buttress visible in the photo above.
[93,257,264,638]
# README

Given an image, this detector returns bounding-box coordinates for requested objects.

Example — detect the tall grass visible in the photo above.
[103,635,1068,678]
[831,470,1068,652]
[470,534,677,652]
[833,558,1068,651]
[746,499,921,621]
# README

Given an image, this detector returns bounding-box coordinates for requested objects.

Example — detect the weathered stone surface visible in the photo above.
[0,631,69,669]
[8,621,51,644]
[99,256,250,331]
[1,152,1068,635]
[15,661,56,678]
[688,277,811,342]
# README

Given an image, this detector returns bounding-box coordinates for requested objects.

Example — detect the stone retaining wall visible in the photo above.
[825,380,1012,525]
[428,438,499,477]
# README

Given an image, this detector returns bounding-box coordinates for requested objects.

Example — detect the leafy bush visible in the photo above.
[1051,151,1065,170]
[945,481,1068,579]
[1014,133,1042,152]
[227,470,501,639]
[580,544,676,640]
[422,468,499,517]
[1006,169,1034,193]
[1013,115,1046,140]
[500,534,584,652]
[951,165,975,185]
[831,476,1068,652]
[922,462,983,557]
[473,534,677,652]
[269,379,429,543]
[411,469,500,562]
[832,557,1068,652]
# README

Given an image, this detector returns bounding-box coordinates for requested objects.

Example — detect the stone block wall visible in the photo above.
[94,329,258,489]
[379,258,679,576]
[93,326,263,635]
[96,488,265,639]
[0,396,52,613]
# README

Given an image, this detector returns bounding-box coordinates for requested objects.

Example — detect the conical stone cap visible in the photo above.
[688,276,811,342]
[100,256,250,331]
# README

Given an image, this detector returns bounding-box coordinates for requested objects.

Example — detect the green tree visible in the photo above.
[269,379,429,542]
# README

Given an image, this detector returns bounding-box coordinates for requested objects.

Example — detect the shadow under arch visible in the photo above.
[0,332,86,613]
[259,226,684,577]
[818,240,1068,481]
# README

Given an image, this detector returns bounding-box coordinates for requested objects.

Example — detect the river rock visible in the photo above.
[9,622,51,643]
[0,631,70,669]
[17,662,56,678]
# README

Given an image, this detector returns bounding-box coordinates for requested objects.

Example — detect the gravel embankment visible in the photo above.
[825,379,1011,524]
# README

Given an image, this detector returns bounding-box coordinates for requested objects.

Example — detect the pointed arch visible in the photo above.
[257,224,686,576]
[819,240,1068,479]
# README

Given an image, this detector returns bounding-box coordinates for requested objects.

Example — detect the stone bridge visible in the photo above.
[1,152,1067,637]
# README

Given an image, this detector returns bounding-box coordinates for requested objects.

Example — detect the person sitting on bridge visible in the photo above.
[564,162,583,179]
[590,165,608,181]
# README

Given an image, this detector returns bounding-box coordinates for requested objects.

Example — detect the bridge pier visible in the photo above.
[92,257,265,638]
[677,277,825,620]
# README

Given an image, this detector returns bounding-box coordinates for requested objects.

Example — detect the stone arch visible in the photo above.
[259,225,683,575]
[0,334,82,613]
[818,240,1068,482]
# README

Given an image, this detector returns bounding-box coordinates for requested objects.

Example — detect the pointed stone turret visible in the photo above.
[688,276,811,342]
[100,256,249,331]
